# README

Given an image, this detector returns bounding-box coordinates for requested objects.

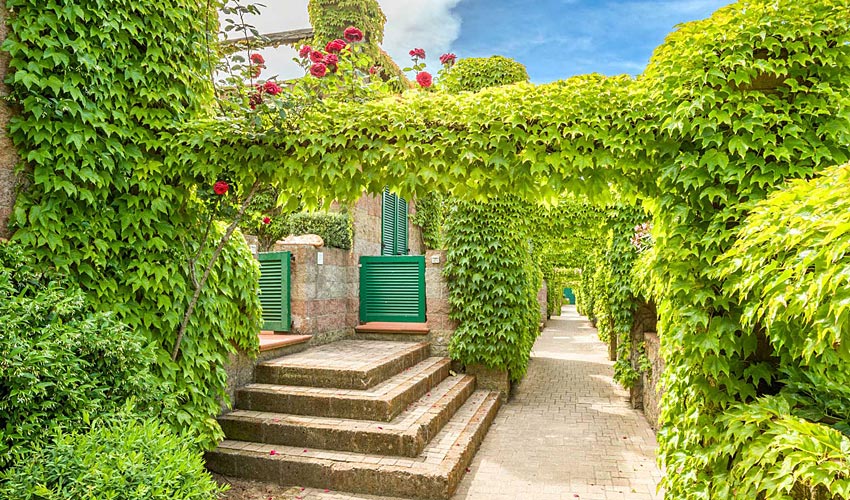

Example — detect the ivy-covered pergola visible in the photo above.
[4,0,850,498]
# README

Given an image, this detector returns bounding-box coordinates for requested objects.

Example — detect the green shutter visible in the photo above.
[258,251,291,331]
[381,188,409,256]
[360,256,426,322]
[395,195,408,255]
[381,188,395,256]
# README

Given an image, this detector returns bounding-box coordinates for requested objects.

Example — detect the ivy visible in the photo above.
[443,198,540,381]
[4,0,261,449]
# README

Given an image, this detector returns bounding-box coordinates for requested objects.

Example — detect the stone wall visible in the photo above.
[0,2,20,239]
[276,244,358,346]
[351,193,425,257]
[628,301,662,429]
[424,249,456,356]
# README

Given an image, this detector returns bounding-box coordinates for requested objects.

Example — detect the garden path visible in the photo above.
[238,306,662,500]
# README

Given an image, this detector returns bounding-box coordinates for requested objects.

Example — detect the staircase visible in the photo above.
[206,338,501,499]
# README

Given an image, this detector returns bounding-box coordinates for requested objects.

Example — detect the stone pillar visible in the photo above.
[425,249,456,356]
[628,300,661,429]
[0,2,20,239]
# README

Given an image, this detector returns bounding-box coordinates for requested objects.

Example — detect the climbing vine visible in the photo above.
[3,0,850,497]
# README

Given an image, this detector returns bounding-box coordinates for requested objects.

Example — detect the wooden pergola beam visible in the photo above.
[222,28,314,53]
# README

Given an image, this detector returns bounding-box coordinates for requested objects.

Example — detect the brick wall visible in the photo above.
[0,2,20,239]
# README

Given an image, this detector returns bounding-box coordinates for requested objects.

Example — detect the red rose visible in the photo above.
[439,53,457,66]
[213,180,229,195]
[299,45,312,58]
[263,81,282,96]
[250,53,265,65]
[310,62,327,78]
[263,217,271,225]
[416,71,433,88]
[368,66,380,75]
[323,53,339,72]
[310,50,325,63]
[249,92,263,109]
[325,39,346,53]
[343,26,364,43]
[409,48,426,59]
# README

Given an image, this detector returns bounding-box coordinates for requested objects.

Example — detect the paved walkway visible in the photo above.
[451,305,662,500]
[240,306,662,500]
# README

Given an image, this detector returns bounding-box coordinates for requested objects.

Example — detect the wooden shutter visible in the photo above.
[395,195,408,256]
[359,256,426,322]
[381,188,409,255]
[258,251,291,331]
[381,188,395,255]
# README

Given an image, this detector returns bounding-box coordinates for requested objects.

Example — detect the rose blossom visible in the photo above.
[263,81,282,96]
[263,217,271,225]
[409,48,426,59]
[310,62,327,78]
[325,39,346,53]
[343,26,364,43]
[323,53,339,72]
[439,53,457,66]
[213,180,229,195]
[249,53,265,65]
[299,45,312,58]
[368,66,380,75]
[310,50,325,63]
[416,71,433,88]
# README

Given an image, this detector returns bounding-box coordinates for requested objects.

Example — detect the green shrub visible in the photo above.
[440,55,529,93]
[0,242,169,469]
[0,416,224,500]
[288,211,352,249]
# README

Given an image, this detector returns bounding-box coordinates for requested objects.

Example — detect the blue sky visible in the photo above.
[448,0,732,82]
[236,0,732,83]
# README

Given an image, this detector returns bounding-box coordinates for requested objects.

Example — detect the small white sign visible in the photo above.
[317,252,324,265]
[431,254,441,264]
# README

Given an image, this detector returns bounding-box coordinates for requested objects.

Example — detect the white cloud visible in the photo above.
[220,0,463,81]
[379,0,463,68]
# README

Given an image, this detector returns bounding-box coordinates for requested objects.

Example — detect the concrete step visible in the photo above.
[354,322,431,342]
[236,357,450,421]
[255,340,430,390]
[219,374,476,457]
[206,390,501,500]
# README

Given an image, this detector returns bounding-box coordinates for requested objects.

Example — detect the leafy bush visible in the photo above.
[440,55,529,93]
[0,242,169,469]
[0,416,224,500]
[288,211,352,249]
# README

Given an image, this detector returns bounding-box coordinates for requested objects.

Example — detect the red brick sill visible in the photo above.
[258,333,312,352]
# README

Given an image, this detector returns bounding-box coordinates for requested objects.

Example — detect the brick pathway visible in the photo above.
[452,306,663,500]
[240,306,662,500]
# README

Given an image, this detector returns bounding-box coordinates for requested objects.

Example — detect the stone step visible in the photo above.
[255,340,430,390]
[220,374,476,457]
[236,357,450,421]
[206,390,501,500]
[354,322,431,343]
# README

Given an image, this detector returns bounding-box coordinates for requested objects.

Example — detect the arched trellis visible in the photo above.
[5,0,849,496]
[169,2,850,496]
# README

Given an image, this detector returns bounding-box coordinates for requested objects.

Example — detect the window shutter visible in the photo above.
[395,195,408,255]
[381,188,395,256]
[258,252,291,331]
